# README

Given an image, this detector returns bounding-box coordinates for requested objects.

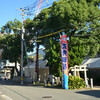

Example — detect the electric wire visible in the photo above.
[23,0,42,9]
[23,0,47,11]
[25,2,53,16]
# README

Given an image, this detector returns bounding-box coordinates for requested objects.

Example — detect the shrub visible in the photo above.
[68,75,86,89]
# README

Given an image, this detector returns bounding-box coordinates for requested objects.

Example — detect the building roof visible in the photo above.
[82,57,100,68]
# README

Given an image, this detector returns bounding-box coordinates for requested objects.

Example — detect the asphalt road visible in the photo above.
[0,96,4,100]
[0,80,100,100]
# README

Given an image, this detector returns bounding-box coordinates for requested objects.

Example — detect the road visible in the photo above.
[0,80,100,100]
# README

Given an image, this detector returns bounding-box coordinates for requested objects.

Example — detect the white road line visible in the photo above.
[1,94,13,100]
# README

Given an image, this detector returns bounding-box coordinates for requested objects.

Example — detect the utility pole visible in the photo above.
[17,7,26,84]
[35,40,39,81]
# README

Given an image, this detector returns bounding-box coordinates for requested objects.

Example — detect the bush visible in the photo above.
[68,75,86,89]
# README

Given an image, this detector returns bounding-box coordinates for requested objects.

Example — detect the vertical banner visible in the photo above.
[60,35,69,89]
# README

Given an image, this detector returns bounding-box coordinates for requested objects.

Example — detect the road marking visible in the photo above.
[1,94,13,100]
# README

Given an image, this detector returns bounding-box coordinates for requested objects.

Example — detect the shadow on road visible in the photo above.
[76,90,100,98]
[0,80,33,87]
[0,80,63,89]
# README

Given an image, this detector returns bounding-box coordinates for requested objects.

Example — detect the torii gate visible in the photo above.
[70,65,89,87]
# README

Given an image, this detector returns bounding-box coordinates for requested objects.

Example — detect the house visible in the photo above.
[0,68,11,79]
[24,48,49,83]
[0,60,20,79]
[82,57,100,85]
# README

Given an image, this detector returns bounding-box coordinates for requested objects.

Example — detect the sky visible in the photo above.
[0,0,55,29]
[0,1,99,29]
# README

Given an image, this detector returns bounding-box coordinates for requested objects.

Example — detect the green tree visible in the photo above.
[24,0,100,76]
[24,18,34,34]
[0,33,33,76]
[37,0,100,58]
[1,21,12,33]
[1,19,22,34]
[18,0,100,76]
[0,34,21,75]
[68,37,84,67]
[0,18,33,76]
[44,38,62,77]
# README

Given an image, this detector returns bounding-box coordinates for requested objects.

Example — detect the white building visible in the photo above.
[0,60,20,79]
[24,48,49,83]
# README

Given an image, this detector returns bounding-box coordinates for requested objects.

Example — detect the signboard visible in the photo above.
[60,35,69,89]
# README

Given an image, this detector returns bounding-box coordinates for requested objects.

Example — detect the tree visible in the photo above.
[37,0,100,57]
[68,37,84,67]
[1,19,22,34]
[2,0,98,77]
[44,38,62,77]
[0,34,21,75]
[24,18,34,34]
[0,19,33,76]
[23,0,100,76]
[1,21,12,33]
[0,33,33,76]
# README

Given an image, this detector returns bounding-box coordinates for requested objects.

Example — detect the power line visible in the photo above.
[26,2,53,16]
[23,0,54,16]
[23,0,47,11]
[24,0,39,9]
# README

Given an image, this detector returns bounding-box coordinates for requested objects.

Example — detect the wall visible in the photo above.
[39,68,49,82]
[88,68,100,85]
[24,67,49,83]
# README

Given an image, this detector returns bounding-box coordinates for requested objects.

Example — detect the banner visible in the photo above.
[60,35,69,89]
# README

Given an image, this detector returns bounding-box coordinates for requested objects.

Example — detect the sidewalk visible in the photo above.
[93,86,100,90]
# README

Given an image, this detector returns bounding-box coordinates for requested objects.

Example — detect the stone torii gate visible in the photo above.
[70,65,89,87]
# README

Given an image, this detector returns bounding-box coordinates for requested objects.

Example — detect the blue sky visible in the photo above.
[0,0,55,29]
[0,1,99,29]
